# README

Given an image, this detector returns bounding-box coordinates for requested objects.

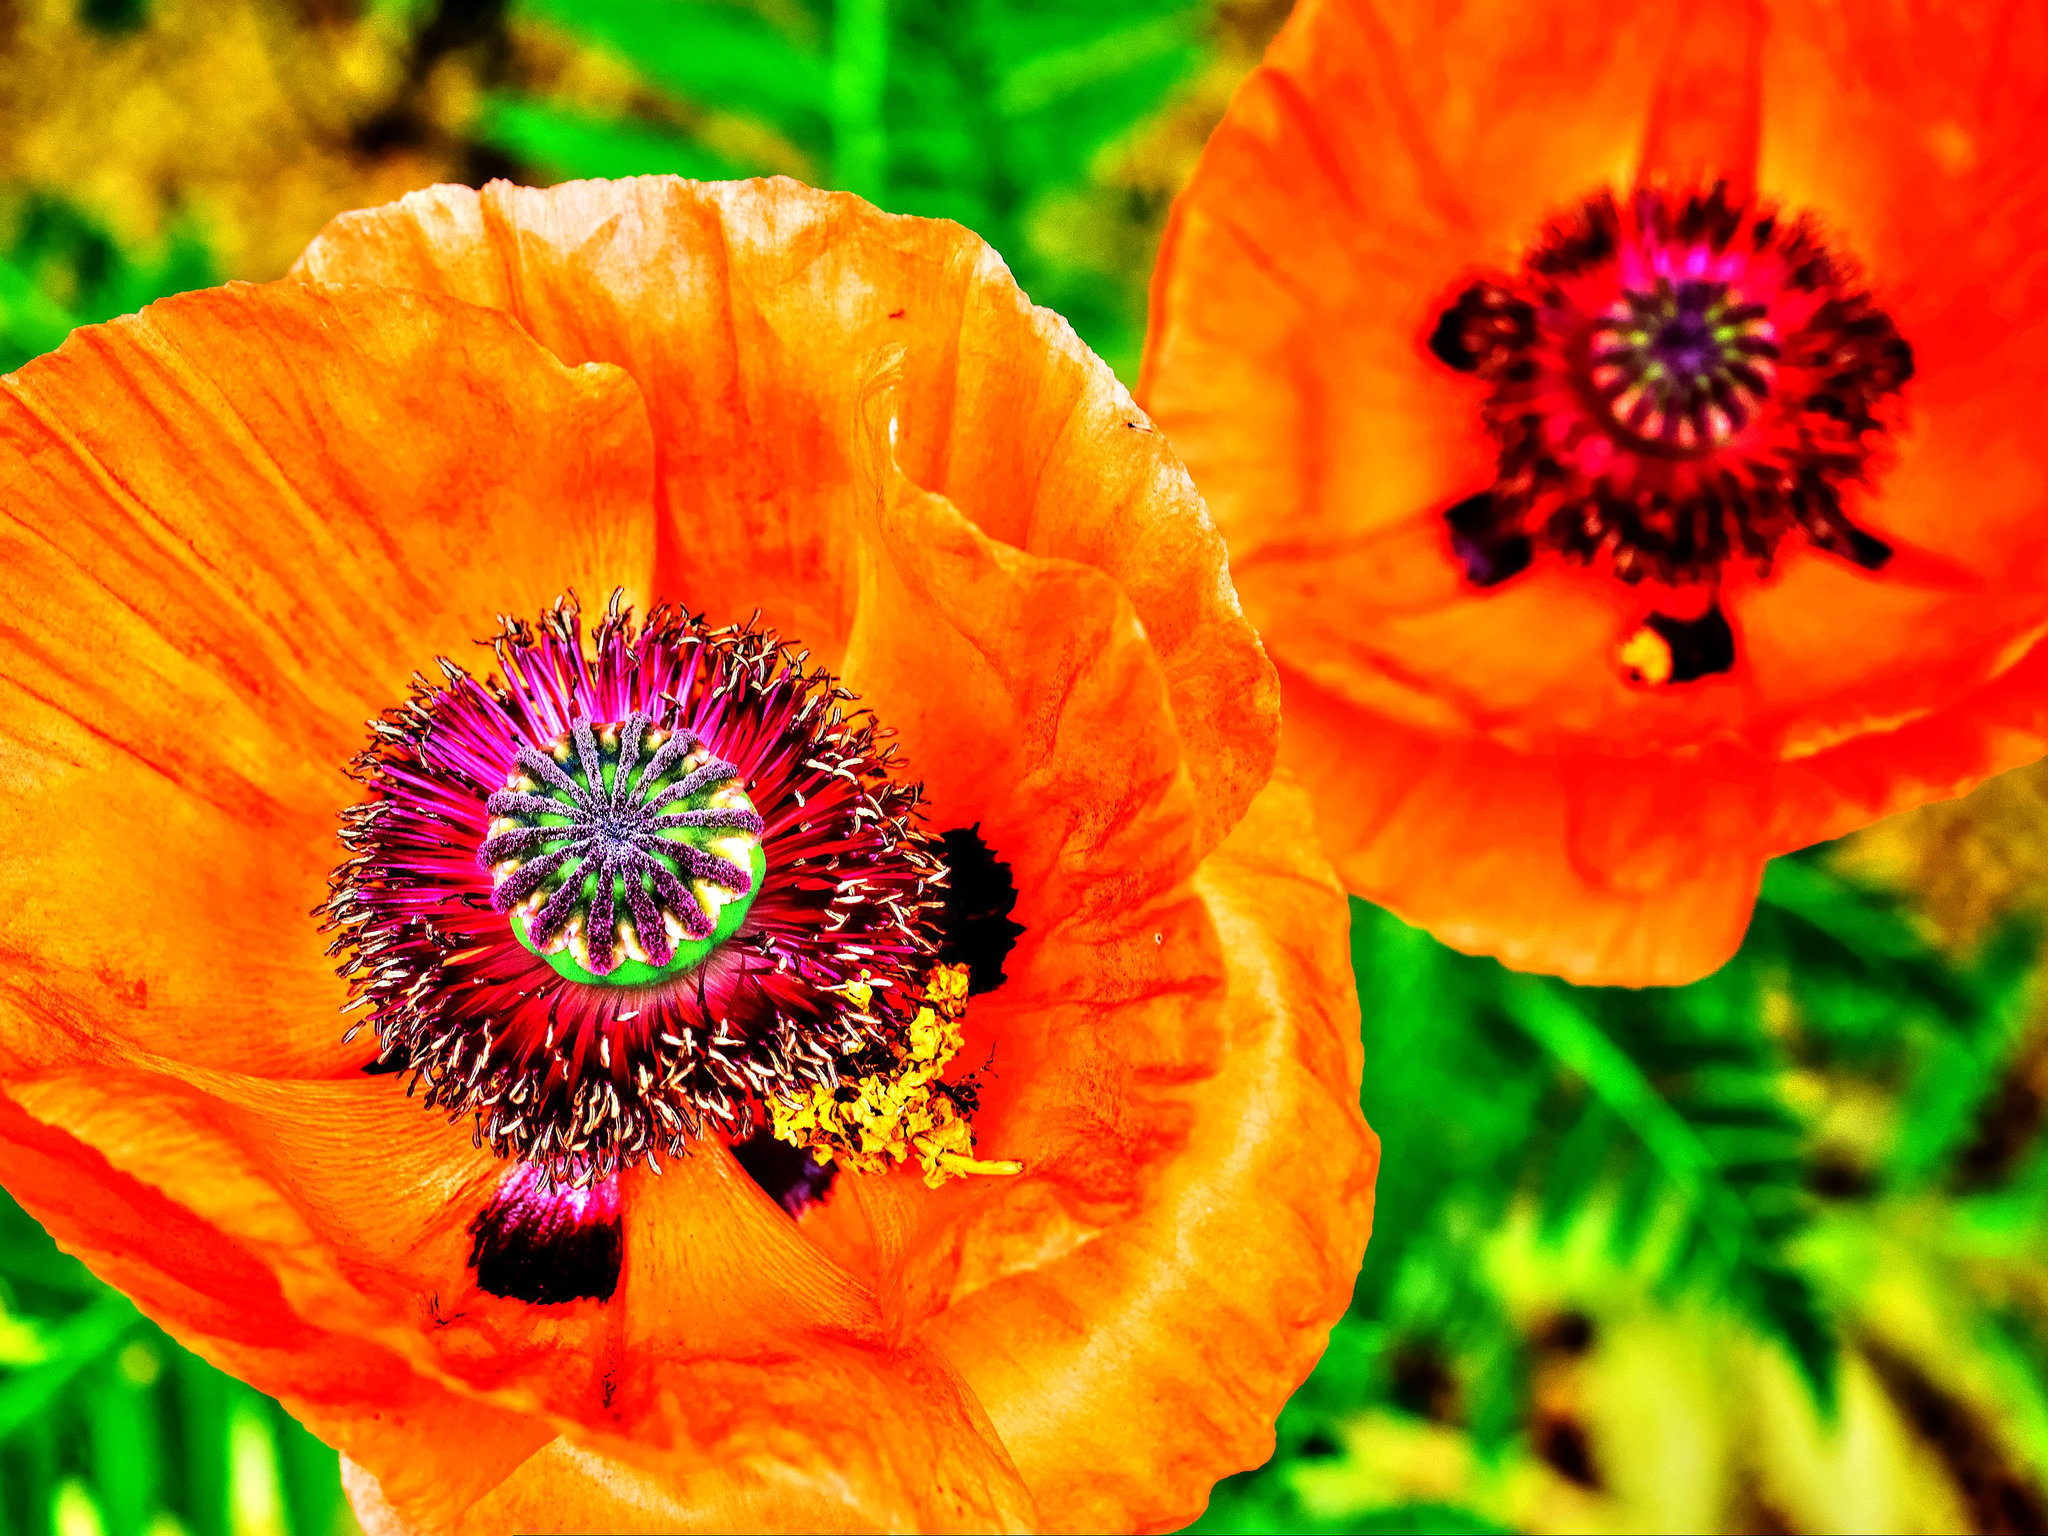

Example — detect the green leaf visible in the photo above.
[173,1353,233,1536]
[1341,1506,1512,1535]
[0,194,213,374]
[1503,981,1725,1196]
[0,1297,137,1439]
[1760,855,1937,967]
[0,255,81,369]
[78,0,148,36]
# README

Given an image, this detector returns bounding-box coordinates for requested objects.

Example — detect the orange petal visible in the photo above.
[792,361,1233,1312]
[1759,0,2048,589]
[1639,0,1766,197]
[2,1062,1038,1534]
[914,780,1374,1533]
[345,1429,1032,1536]
[0,281,656,1078]
[610,1145,1036,1532]
[1278,608,2048,988]
[9,1055,1030,1536]
[1277,662,1768,985]
[1771,626,2048,851]
[292,176,1278,854]
[787,359,1370,1527]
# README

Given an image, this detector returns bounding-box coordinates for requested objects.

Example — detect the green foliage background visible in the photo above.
[5,2,2048,1534]
[482,0,1211,376]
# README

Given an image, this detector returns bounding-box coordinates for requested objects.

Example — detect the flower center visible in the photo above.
[324,595,1021,1196]
[1429,184,1914,684]
[1587,277,1777,453]
[480,715,766,984]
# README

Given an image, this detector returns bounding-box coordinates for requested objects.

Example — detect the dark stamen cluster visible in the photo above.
[1431,183,1913,595]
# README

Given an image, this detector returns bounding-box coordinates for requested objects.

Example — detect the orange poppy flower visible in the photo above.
[0,178,1376,1533]
[1140,0,2048,984]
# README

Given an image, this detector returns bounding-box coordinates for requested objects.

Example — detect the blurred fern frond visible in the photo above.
[1203,849,2048,1534]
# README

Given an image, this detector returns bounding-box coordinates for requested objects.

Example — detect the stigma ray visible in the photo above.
[480,714,766,981]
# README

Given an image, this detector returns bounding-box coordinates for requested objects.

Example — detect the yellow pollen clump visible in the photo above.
[1619,624,1675,687]
[769,964,1024,1188]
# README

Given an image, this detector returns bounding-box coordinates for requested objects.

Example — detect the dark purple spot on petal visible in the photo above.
[1645,607,1737,684]
[938,825,1024,996]
[729,1129,838,1216]
[1445,492,1533,588]
[467,1163,621,1306]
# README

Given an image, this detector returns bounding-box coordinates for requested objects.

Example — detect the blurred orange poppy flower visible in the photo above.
[1141,0,2048,984]
[0,178,1376,1533]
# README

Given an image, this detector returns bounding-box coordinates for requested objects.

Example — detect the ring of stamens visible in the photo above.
[1587,278,1778,452]
[480,714,766,984]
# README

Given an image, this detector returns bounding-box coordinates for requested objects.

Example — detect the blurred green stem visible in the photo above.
[831,0,889,199]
